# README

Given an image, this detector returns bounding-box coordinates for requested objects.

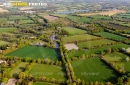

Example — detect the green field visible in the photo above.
[71,57,118,82]
[29,64,66,79]
[62,27,86,35]
[10,62,28,77]
[6,45,61,61]
[77,39,115,48]
[104,52,128,62]
[91,15,111,19]
[0,27,17,33]
[0,18,7,21]
[66,15,80,21]
[63,34,99,43]
[75,17,92,23]
[115,62,130,72]
[33,82,57,85]
[95,32,126,40]
[9,15,28,20]
[0,41,9,46]
[51,14,67,18]
[115,13,130,18]
[68,44,129,58]
[19,20,34,24]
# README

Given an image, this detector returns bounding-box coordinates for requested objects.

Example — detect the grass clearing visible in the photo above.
[9,15,28,20]
[71,57,118,82]
[103,52,128,62]
[29,64,66,79]
[0,40,9,46]
[33,82,58,85]
[19,20,34,24]
[51,14,67,18]
[6,45,61,61]
[95,32,126,40]
[0,27,17,33]
[68,44,129,58]
[10,62,28,77]
[75,17,92,23]
[63,34,99,43]
[62,27,86,35]
[77,39,115,48]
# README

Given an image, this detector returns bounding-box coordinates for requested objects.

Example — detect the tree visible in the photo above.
[107,48,111,54]
[37,58,41,64]
[19,72,26,79]
[11,63,15,68]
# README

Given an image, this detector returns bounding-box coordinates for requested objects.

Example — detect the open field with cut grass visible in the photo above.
[9,15,28,20]
[44,15,58,21]
[90,15,111,19]
[104,23,129,30]
[78,10,126,16]
[51,14,67,18]
[115,62,130,72]
[0,40,9,46]
[19,20,34,24]
[33,82,58,85]
[10,62,28,77]
[29,64,66,79]
[77,39,115,48]
[103,52,128,62]
[95,32,126,40]
[62,27,86,35]
[0,18,7,21]
[68,44,129,58]
[6,45,60,61]
[0,27,17,33]
[71,57,118,82]
[115,13,130,18]
[63,34,99,43]
[66,15,80,21]
[75,17,92,23]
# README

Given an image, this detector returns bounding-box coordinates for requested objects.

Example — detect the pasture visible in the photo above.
[115,13,130,18]
[68,44,129,58]
[10,62,28,77]
[0,27,17,33]
[71,57,118,82]
[6,45,61,61]
[90,15,111,19]
[115,62,130,72]
[51,14,67,18]
[9,15,28,20]
[63,34,99,43]
[103,52,128,62]
[66,15,80,21]
[77,39,115,48]
[0,41,9,46]
[19,20,34,24]
[33,82,58,85]
[95,32,126,40]
[28,64,66,79]
[78,10,126,16]
[62,27,86,35]
[75,17,92,23]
